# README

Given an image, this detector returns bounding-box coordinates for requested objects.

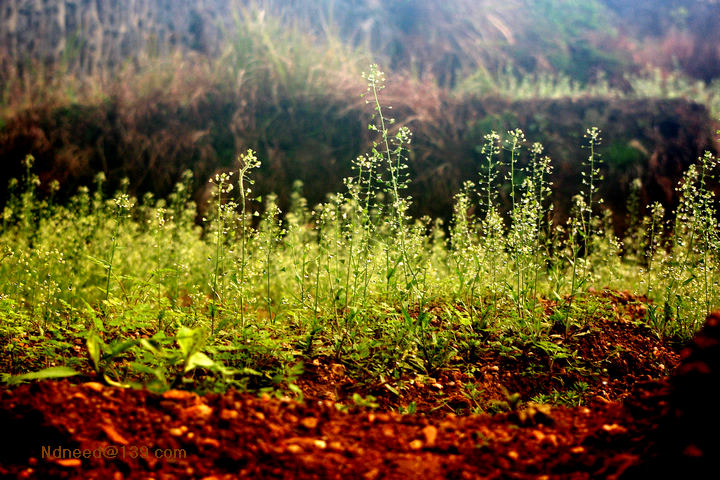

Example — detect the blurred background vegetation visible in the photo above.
[1,0,718,228]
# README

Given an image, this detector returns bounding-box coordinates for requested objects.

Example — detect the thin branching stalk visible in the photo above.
[363,64,416,299]
[237,149,261,329]
[105,193,133,301]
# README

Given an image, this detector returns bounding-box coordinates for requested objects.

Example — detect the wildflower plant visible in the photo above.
[475,131,506,323]
[579,127,604,257]
[207,171,235,331]
[450,181,478,302]
[257,194,284,324]
[660,150,719,333]
[235,149,261,330]
[527,142,554,307]
[505,129,526,213]
[362,64,416,301]
[104,192,135,302]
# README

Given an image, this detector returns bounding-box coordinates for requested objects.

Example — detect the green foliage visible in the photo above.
[6,366,79,385]
[0,68,718,401]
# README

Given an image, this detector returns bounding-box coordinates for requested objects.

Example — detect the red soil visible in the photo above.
[1,311,717,479]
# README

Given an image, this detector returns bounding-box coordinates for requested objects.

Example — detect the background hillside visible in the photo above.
[1,0,719,226]
[4,1,720,85]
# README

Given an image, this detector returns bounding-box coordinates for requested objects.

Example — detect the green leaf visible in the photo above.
[86,332,103,373]
[82,301,105,332]
[384,383,400,396]
[177,326,199,359]
[139,338,162,356]
[287,382,303,400]
[103,374,130,388]
[106,339,140,358]
[185,352,215,373]
[401,308,413,327]
[86,254,109,268]
[131,362,168,384]
[7,366,79,385]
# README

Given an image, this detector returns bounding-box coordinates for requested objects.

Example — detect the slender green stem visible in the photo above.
[105,219,119,301]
